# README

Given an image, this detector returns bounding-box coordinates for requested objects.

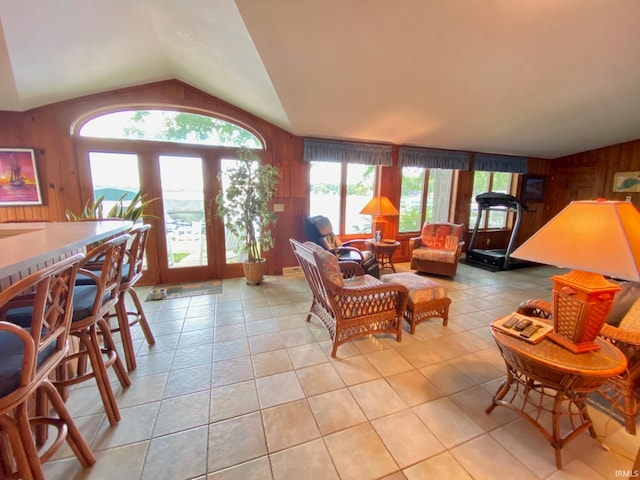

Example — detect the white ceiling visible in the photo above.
[1,0,640,159]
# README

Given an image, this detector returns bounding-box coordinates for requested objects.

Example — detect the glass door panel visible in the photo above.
[219,158,247,263]
[88,151,159,283]
[89,152,141,213]
[159,155,207,269]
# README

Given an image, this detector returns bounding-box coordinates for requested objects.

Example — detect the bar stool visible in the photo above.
[54,234,132,426]
[0,253,95,479]
[111,223,155,371]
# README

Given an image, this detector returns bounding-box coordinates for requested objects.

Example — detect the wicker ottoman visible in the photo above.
[381,272,451,334]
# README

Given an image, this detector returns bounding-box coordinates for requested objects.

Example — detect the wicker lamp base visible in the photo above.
[550,270,621,353]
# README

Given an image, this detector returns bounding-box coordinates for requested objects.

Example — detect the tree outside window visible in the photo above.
[309,162,376,235]
[399,167,453,232]
[470,171,514,229]
[80,110,261,148]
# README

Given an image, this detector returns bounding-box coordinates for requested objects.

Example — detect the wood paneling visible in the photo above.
[2,78,637,277]
[0,80,301,276]
[549,139,640,216]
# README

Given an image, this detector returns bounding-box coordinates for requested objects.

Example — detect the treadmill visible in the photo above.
[465,192,530,270]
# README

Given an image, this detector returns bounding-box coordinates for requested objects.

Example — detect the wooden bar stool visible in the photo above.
[111,224,155,371]
[54,234,132,426]
[0,253,95,479]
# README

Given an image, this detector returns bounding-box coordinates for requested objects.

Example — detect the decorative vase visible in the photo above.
[243,259,266,285]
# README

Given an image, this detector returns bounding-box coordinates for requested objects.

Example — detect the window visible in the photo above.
[309,162,376,235]
[88,152,141,216]
[469,171,515,229]
[80,110,262,148]
[399,167,453,232]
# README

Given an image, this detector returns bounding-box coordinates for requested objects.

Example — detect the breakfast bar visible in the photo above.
[0,221,131,288]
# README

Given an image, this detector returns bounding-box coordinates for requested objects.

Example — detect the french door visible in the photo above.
[75,140,246,284]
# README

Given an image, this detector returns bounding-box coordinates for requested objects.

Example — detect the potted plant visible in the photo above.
[66,191,157,223]
[216,146,281,284]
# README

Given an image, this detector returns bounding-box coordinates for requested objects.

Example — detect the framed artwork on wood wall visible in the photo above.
[521,174,546,203]
[612,171,640,192]
[0,148,43,206]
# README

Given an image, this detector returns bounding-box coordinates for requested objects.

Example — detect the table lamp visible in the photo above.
[511,199,640,353]
[359,196,399,240]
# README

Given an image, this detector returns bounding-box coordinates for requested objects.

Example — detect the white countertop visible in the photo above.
[0,221,132,280]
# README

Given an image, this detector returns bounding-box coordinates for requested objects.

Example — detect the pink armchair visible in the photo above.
[409,222,465,277]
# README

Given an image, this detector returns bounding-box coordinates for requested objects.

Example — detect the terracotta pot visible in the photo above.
[243,259,266,285]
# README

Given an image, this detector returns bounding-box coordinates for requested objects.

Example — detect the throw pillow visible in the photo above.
[420,223,461,250]
[304,242,344,288]
[618,296,640,333]
[607,281,640,327]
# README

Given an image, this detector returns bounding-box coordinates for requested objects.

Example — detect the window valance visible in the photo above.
[303,138,392,166]
[473,153,528,173]
[398,147,469,170]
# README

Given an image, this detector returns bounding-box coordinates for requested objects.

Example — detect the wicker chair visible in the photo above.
[290,238,408,357]
[518,297,640,434]
[409,222,465,277]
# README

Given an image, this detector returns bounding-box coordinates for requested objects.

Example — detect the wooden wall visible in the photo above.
[1,78,636,277]
[548,139,640,218]
[0,80,307,275]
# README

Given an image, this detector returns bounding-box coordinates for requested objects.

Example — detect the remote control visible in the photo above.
[513,319,532,332]
[520,324,542,339]
[502,315,518,329]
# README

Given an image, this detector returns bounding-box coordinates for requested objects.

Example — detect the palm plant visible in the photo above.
[66,191,156,223]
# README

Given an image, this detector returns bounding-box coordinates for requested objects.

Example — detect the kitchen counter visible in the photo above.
[0,221,131,284]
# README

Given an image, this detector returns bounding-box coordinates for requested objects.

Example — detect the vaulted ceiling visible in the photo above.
[1,0,640,159]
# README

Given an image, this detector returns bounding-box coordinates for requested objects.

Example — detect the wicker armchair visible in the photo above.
[290,238,408,357]
[518,297,640,434]
[409,222,465,277]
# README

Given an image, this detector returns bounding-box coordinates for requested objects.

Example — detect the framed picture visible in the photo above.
[521,174,546,203]
[0,148,43,206]
[613,171,640,192]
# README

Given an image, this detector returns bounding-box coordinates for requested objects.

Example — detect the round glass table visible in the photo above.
[486,322,627,468]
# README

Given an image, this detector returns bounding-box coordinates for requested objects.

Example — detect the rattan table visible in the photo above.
[365,240,400,273]
[486,322,627,468]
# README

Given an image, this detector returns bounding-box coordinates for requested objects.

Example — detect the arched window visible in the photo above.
[79,110,262,148]
[74,108,267,282]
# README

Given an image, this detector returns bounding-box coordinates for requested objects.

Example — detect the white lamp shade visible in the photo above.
[511,199,640,281]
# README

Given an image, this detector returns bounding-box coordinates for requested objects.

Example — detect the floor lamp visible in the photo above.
[511,199,640,353]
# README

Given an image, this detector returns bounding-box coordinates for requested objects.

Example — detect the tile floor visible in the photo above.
[43,262,639,479]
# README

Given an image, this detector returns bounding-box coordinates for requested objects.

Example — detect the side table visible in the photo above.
[365,239,400,273]
[486,322,627,468]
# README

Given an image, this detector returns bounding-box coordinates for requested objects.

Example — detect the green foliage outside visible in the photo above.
[470,171,512,228]
[172,252,190,264]
[309,164,376,196]
[398,167,437,232]
[399,167,424,232]
[122,111,260,147]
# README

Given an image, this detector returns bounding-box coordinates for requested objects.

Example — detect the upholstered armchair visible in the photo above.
[290,238,407,357]
[409,222,465,277]
[303,215,380,278]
